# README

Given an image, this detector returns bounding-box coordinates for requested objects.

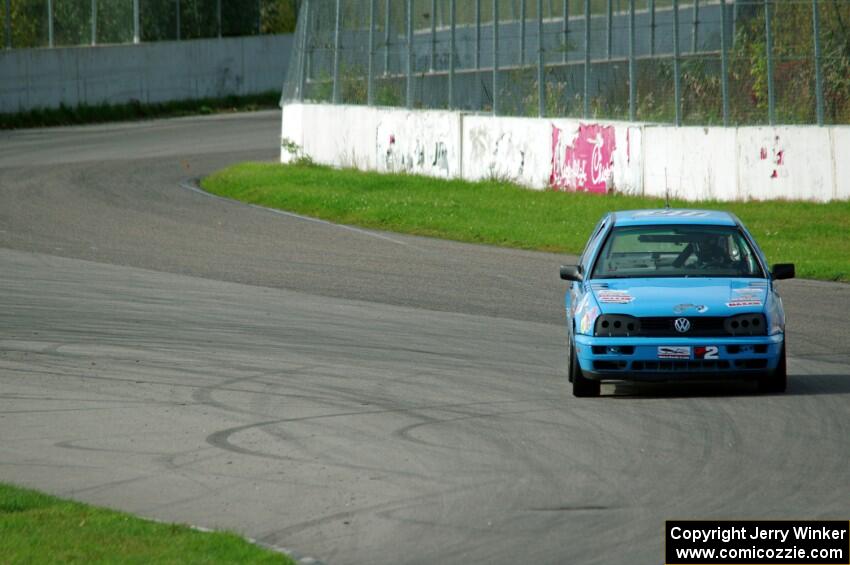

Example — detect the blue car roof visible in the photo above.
[612,209,738,227]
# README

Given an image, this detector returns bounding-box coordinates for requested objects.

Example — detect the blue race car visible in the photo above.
[560,209,795,397]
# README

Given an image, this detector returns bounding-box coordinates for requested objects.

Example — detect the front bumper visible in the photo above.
[574,334,784,382]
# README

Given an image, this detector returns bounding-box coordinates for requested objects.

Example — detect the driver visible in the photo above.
[695,236,731,266]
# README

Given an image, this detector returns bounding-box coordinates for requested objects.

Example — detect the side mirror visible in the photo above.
[771,263,795,280]
[560,265,583,282]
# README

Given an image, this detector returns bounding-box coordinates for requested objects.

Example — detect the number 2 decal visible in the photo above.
[695,346,720,360]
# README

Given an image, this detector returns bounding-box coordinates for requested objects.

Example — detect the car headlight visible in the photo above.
[766,293,786,336]
[594,314,641,337]
[723,314,767,336]
[768,313,785,336]
[576,306,599,335]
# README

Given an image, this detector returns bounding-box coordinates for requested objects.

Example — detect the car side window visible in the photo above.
[580,219,608,275]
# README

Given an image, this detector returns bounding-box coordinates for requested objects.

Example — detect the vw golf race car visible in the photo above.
[560,209,795,397]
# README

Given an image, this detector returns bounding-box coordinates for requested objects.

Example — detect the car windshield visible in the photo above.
[592,225,765,279]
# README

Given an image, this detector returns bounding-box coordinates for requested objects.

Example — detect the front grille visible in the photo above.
[592,359,770,374]
[638,317,728,337]
[631,360,732,372]
[734,359,768,369]
[592,345,635,355]
[727,344,770,355]
[594,360,628,371]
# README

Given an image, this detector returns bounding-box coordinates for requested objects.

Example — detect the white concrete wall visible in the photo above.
[643,127,738,201]
[375,108,461,178]
[0,34,293,114]
[832,128,850,201]
[463,115,550,186]
[735,127,833,202]
[281,102,850,202]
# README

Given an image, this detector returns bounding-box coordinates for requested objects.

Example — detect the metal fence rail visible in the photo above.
[281,0,850,126]
[0,0,299,49]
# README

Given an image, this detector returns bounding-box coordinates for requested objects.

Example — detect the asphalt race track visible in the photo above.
[1,112,849,565]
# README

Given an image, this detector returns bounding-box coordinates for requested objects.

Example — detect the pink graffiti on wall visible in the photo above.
[550,124,616,193]
[759,135,786,179]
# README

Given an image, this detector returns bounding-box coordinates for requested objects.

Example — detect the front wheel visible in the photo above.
[570,339,600,398]
[758,344,787,394]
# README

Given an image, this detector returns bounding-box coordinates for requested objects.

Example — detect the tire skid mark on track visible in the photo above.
[54,439,170,457]
[260,476,509,541]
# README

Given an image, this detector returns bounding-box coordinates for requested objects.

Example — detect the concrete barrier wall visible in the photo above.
[0,34,293,114]
[281,103,849,202]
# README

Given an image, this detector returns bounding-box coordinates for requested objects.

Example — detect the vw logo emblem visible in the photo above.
[674,318,691,333]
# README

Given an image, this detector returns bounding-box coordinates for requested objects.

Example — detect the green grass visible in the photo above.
[0,482,293,564]
[0,92,280,130]
[202,162,850,283]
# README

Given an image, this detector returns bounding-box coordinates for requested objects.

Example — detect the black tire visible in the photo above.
[570,339,600,398]
[758,344,787,394]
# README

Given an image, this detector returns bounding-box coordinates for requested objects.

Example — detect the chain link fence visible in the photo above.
[281,0,850,125]
[0,0,299,48]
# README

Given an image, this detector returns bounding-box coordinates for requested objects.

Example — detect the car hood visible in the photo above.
[588,278,769,317]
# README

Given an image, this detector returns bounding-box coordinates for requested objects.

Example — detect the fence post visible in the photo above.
[691,0,699,52]
[176,0,181,40]
[91,0,97,45]
[299,0,310,101]
[368,0,376,105]
[493,0,499,115]
[812,0,824,125]
[719,0,729,125]
[305,1,312,82]
[673,0,681,125]
[520,0,526,65]
[449,0,456,108]
[133,0,139,43]
[430,0,436,71]
[583,0,590,118]
[733,0,738,40]
[475,0,481,70]
[537,0,544,116]
[764,0,775,125]
[563,0,568,63]
[649,0,655,55]
[629,0,635,120]
[406,0,414,108]
[383,0,390,74]
[332,0,342,104]
[4,0,9,49]
[475,0,482,110]
[47,0,53,47]
[606,0,612,59]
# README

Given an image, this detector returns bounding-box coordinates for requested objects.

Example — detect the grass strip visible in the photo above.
[202,162,850,282]
[0,482,293,564]
[0,91,280,130]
